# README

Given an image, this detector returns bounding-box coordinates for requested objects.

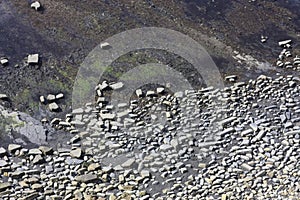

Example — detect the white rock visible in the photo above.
[27,54,39,64]
[278,39,292,47]
[135,89,143,97]
[110,82,124,90]
[31,1,41,11]
[49,102,59,112]
[0,58,8,65]
[100,42,110,49]
[39,96,45,103]
[56,93,64,99]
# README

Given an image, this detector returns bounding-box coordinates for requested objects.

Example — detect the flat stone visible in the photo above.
[8,144,22,153]
[121,158,135,168]
[0,94,8,100]
[100,42,110,49]
[0,182,11,192]
[46,94,56,101]
[110,82,124,90]
[56,93,64,99]
[39,146,53,155]
[27,54,39,64]
[70,148,82,158]
[65,157,83,165]
[28,148,42,155]
[75,173,98,183]
[49,102,60,112]
[88,163,101,171]
[0,147,7,157]
[32,155,44,165]
[0,58,8,65]
[0,160,8,167]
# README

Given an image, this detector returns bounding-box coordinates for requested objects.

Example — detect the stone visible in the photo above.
[75,174,98,183]
[46,94,56,101]
[0,94,9,100]
[278,39,292,47]
[0,160,8,167]
[136,89,143,97]
[28,148,42,155]
[31,1,41,10]
[0,182,11,192]
[121,158,135,168]
[39,146,53,155]
[88,163,101,171]
[70,148,82,158]
[110,82,124,90]
[27,54,39,64]
[56,93,64,99]
[49,102,60,112]
[100,42,110,49]
[0,58,8,65]
[32,155,44,165]
[0,147,7,157]
[39,96,45,103]
[8,144,22,153]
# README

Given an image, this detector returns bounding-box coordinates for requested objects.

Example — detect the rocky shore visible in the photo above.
[1,73,300,199]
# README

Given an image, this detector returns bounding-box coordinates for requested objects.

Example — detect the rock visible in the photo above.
[39,146,53,155]
[0,160,8,167]
[241,163,253,171]
[0,147,7,157]
[8,144,22,153]
[75,174,98,183]
[157,87,165,94]
[0,58,8,66]
[70,148,82,158]
[56,93,64,99]
[32,155,44,165]
[140,170,151,178]
[100,42,110,49]
[49,102,60,112]
[31,1,41,10]
[136,89,143,97]
[46,94,56,101]
[0,182,11,192]
[278,39,292,47]
[88,163,101,171]
[27,54,39,64]
[121,158,135,168]
[39,95,45,103]
[0,94,9,100]
[110,82,124,90]
[28,148,42,155]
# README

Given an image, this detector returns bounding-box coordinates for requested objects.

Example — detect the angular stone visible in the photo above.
[8,144,22,153]
[110,82,124,90]
[39,146,53,155]
[121,158,135,168]
[88,163,101,171]
[70,148,82,158]
[28,148,42,155]
[55,93,64,99]
[0,147,7,157]
[75,174,98,183]
[27,54,39,64]
[0,182,11,192]
[49,102,60,112]
[32,155,44,165]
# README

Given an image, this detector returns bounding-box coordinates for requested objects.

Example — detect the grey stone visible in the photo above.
[75,173,98,183]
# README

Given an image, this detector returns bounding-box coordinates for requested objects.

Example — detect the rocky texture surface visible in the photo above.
[1,74,300,199]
